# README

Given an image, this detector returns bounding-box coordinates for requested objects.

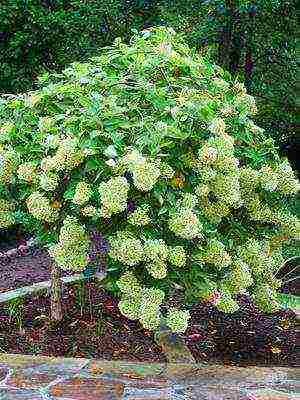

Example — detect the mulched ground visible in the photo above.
[0,247,73,292]
[0,232,298,366]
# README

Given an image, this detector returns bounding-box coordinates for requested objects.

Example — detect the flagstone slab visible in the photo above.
[49,376,125,400]
[0,387,43,400]
[122,386,177,400]
[0,353,298,400]
[165,363,297,387]
[6,370,60,390]
[86,359,166,381]
[0,366,8,382]
[0,354,89,374]
[245,388,299,399]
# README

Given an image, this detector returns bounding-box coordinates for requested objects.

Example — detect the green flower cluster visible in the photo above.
[26,192,58,222]
[17,162,37,183]
[215,287,240,313]
[81,205,98,218]
[49,216,89,271]
[166,308,191,333]
[200,198,231,225]
[211,174,241,207]
[275,160,300,194]
[41,138,84,173]
[0,148,20,184]
[73,181,92,205]
[99,177,129,218]
[144,239,168,279]
[117,272,190,332]
[117,272,165,329]
[131,160,161,192]
[223,259,254,294]
[169,208,202,239]
[0,199,15,228]
[128,205,151,226]
[168,246,186,267]
[196,239,231,269]
[259,161,300,194]
[208,117,226,136]
[39,172,59,192]
[109,231,144,266]
[0,122,14,143]
[251,284,280,313]
[158,161,175,179]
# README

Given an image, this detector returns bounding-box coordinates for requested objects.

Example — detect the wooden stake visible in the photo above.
[50,262,62,322]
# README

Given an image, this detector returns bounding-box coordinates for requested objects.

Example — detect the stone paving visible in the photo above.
[0,353,298,400]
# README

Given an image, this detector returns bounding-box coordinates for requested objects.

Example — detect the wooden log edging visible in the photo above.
[0,272,106,304]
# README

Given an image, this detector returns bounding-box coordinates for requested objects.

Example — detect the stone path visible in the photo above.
[0,353,298,400]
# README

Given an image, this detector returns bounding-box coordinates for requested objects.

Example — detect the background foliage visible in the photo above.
[0,1,298,265]
[0,1,297,148]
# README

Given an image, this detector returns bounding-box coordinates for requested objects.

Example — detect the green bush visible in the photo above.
[0,27,299,333]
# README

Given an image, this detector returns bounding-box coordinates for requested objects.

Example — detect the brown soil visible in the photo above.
[0,247,73,293]
[0,279,166,363]
[0,278,297,367]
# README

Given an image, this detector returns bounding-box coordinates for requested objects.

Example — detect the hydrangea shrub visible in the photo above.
[0,27,299,334]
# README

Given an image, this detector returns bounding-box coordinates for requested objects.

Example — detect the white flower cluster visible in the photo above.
[39,172,59,192]
[251,284,280,313]
[128,205,151,226]
[17,162,37,183]
[26,191,58,222]
[0,148,20,184]
[109,231,144,266]
[196,239,231,269]
[98,176,129,217]
[49,216,89,271]
[73,181,92,205]
[41,138,84,173]
[0,199,15,228]
[167,246,186,267]
[169,208,202,239]
[144,239,168,279]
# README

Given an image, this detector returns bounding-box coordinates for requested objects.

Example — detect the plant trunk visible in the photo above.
[50,262,63,322]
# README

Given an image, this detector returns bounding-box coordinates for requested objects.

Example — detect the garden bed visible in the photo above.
[0,273,297,368]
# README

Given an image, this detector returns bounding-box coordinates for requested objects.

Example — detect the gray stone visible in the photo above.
[0,388,43,400]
